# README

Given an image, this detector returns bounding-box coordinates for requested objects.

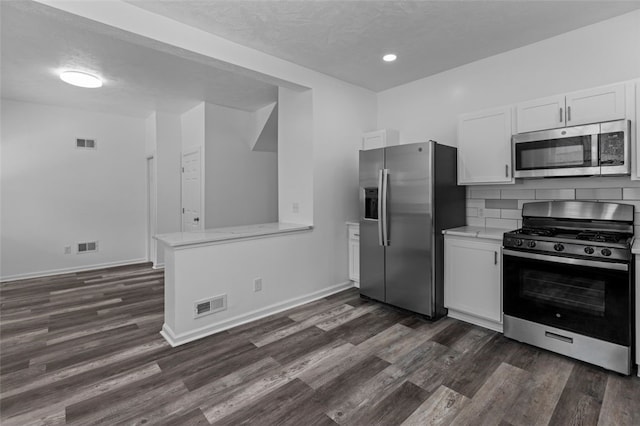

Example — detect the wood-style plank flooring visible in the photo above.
[1,263,639,425]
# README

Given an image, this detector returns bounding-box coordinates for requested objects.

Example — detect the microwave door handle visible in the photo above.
[591,134,599,167]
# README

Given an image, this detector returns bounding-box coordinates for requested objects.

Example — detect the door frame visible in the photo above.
[146,155,158,266]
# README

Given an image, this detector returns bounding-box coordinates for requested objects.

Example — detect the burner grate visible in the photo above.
[575,231,627,244]
[517,227,557,237]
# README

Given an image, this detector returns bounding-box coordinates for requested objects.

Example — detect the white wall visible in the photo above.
[278,87,313,225]
[155,112,182,264]
[205,103,278,228]
[1,99,147,279]
[378,9,640,146]
[42,1,377,339]
[180,103,205,152]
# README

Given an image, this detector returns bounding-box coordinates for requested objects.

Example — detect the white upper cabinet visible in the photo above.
[565,84,626,126]
[457,106,514,185]
[362,129,399,150]
[516,83,626,133]
[516,95,566,133]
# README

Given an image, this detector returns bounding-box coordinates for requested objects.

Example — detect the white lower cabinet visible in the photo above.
[348,224,360,286]
[634,254,640,377]
[444,235,502,332]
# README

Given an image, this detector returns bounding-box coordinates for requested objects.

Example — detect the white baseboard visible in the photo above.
[447,308,503,333]
[0,258,149,282]
[160,280,355,347]
[152,262,165,270]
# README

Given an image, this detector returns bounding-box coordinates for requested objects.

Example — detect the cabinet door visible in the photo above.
[565,83,626,126]
[635,81,640,180]
[444,237,501,323]
[362,131,385,150]
[349,238,360,283]
[457,106,513,185]
[516,95,565,133]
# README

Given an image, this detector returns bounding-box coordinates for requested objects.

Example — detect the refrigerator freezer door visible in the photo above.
[359,148,385,302]
[384,142,434,316]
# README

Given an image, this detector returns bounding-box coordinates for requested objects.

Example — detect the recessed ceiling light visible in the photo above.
[60,71,103,88]
[382,54,397,62]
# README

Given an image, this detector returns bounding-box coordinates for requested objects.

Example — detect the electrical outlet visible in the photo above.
[477,208,484,218]
[64,246,72,254]
[253,278,263,292]
[292,202,299,214]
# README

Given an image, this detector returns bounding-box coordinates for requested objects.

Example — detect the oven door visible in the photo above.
[503,249,631,345]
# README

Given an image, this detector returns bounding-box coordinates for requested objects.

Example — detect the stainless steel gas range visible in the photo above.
[502,200,634,375]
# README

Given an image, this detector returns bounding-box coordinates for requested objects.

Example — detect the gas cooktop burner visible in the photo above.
[516,227,557,237]
[576,231,628,243]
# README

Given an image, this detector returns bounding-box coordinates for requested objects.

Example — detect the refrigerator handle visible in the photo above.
[377,169,384,246]
[382,168,389,246]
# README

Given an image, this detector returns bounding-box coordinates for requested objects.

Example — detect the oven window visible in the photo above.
[515,137,592,170]
[520,270,605,316]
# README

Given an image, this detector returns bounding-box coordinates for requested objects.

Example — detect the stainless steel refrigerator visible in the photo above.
[359,141,465,319]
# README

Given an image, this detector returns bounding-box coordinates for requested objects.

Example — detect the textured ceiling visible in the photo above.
[3,1,639,118]
[126,0,640,91]
[0,1,278,117]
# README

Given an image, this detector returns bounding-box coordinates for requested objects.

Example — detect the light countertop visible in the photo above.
[442,226,511,241]
[155,222,312,248]
[346,221,359,226]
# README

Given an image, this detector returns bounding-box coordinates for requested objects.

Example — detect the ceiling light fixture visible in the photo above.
[60,71,103,88]
[382,54,397,62]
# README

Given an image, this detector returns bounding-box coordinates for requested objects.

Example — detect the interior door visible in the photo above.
[359,148,385,302]
[384,142,433,316]
[182,148,202,232]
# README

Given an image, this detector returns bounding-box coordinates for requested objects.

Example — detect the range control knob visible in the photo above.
[601,248,612,257]
[584,247,594,255]
[515,239,523,247]
[554,243,565,252]
[527,240,536,248]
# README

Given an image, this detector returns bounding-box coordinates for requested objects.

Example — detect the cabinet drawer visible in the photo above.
[348,227,360,240]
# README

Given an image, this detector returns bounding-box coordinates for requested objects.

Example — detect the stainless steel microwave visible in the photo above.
[512,120,630,178]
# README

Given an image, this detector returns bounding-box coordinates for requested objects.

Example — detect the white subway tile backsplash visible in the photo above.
[469,189,500,199]
[466,207,479,217]
[485,199,518,209]
[501,209,522,220]
[623,188,640,200]
[501,189,535,200]
[535,189,575,200]
[575,188,622,200]
[466,217,486,227]
[466,199,485,208]
[519,199,547,209]
[486,218,518,229]
[483,208,501,218]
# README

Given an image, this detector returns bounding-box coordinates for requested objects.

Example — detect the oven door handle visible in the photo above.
[502,249,628,272]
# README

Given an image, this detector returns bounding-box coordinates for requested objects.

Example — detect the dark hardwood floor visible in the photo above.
[1,263,639,425]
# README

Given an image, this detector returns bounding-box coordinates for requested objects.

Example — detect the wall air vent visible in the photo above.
[76,138,97,149]
[77,241,98,253]
[194,294,227,318]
